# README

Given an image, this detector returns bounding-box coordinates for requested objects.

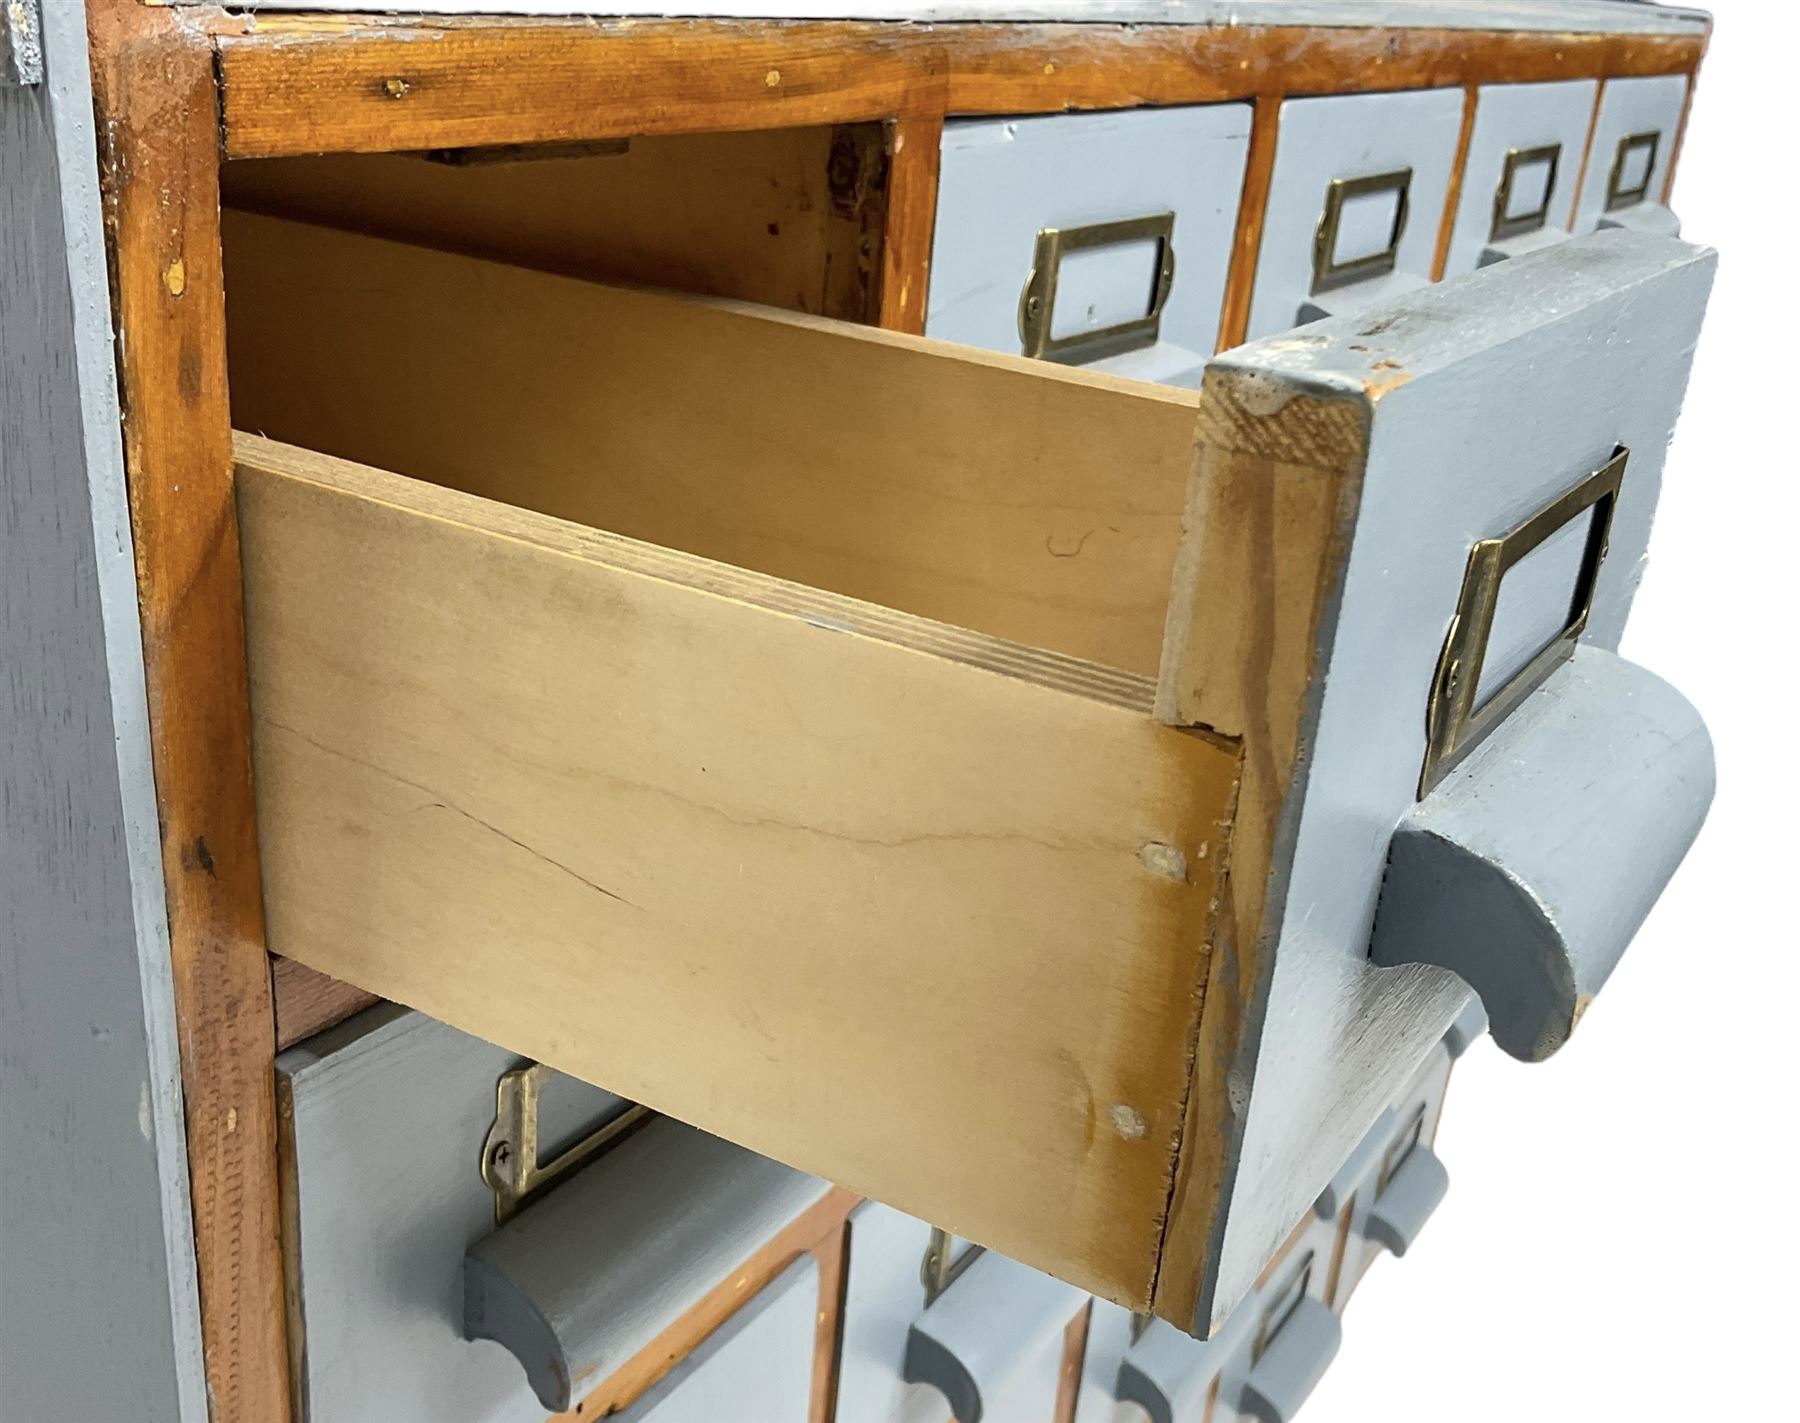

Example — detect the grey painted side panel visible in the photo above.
[1442,79,1598,277]
[1205,231,1715,1331]
[927,106,1251,385]
[188,1,1709,34]
[466,1118,832,1411]
[1371,648,1714,1060]
[0,1,208,1416]
[1245,88,1466,340]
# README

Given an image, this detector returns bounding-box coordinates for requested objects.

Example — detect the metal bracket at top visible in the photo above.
[481,1062,652,1225]
[3,0,43,87]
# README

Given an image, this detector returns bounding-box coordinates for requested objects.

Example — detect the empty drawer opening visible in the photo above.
[221,208,1204,679]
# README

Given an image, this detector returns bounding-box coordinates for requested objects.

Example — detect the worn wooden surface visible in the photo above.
[875,114,942,333]
[223,125,890,323]
[179,0,1714,30]
[87,7,293,1420]
[213,18,1705,161]
[0,3,207,1415]
[222,213,1202,678]
[237,434,1238,1307]
[270,958,379,1050]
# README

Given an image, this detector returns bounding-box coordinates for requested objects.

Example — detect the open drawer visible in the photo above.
[224,213,1716,1337]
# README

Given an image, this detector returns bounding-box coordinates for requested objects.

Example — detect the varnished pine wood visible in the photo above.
[221,213,1203,678]
[553,1188,861,1420]
[214,18,1705,162]
[222,124,891,324]
[1150,375,1369,1329]
[1567,77,1609,229]
[1663,70,1697,207]
[86,7,291,1422]
[1217,95,1281,353]
[1051,1303,1094,1423]
[1432,86,1481,282]
[876,114,943,334]
[270,958,380,1051]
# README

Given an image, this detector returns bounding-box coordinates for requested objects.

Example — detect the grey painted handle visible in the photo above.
[1362,1147,1449,1257]
[464,1116,830,1411]
[1370,647,1714,1061]
[1230,1300,1342,1423]
[902,1250,1085,1423]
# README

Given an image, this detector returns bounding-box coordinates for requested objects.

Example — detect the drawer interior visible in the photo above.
[222,210,1203,679]
[222,209,1240,1309]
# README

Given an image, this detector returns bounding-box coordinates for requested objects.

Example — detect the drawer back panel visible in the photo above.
[221,211,1201,678]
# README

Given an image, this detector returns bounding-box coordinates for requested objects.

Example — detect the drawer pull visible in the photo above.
[1606,130,1661,212]
[1361,1146,1448,1259]
[1490,143,1563,243]
[1017,212,1177,363]
[466,1117,832,1411]
[1374,648,1714,1061]
[1421,446,1626,796]
[1311,168,1412,295]
[482,1060,652,1224]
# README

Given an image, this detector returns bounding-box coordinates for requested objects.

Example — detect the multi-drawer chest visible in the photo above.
[2,2,1717,1420]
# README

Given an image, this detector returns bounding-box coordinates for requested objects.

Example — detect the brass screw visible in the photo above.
[383,76,411,100]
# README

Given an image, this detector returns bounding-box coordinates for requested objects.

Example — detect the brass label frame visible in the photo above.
[1420,447,1628,797]
[920,1227,984,1308]
[1311,167,1413,296]
[1017,211,1177,364]
[1490,142,1563,243]
[481,1061,653,1224]
[1606,130,1661,212]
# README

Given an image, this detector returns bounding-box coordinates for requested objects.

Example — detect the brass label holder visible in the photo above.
[1017,212,1177,364]
[1490,143,1562,243]
[1311,168,1413,295]
[920,1227,984,1308]
[1606,131,1661,212]
[1420,447,1627,797]
[481,1062,652,1225]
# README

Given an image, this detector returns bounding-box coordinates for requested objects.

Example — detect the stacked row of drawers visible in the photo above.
[266,71,1696,1423]
[926,75,1688,379]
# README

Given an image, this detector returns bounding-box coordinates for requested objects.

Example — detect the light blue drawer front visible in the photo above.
[927,104,1253,387]
[1442,79,1599,276]
[1246,88,1465,340]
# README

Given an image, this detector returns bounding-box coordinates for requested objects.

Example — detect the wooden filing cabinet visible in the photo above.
[2,3,1721,1421]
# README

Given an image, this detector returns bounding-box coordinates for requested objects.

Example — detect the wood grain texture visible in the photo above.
[1431,86,1481,282]
[1566,77,1608,230]
[554,1189,860,1420]
[876,113,943,334]
[1217,95,1282,353]
[87,8,292,1421]
[270,958,380,1050]
[1151,375,1370,1330]
[235,435,1239,1308]
[1052,1304,1094,1423]
[222,124,890,323]
[221,213,1202,679]
[214,17,1705,161]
